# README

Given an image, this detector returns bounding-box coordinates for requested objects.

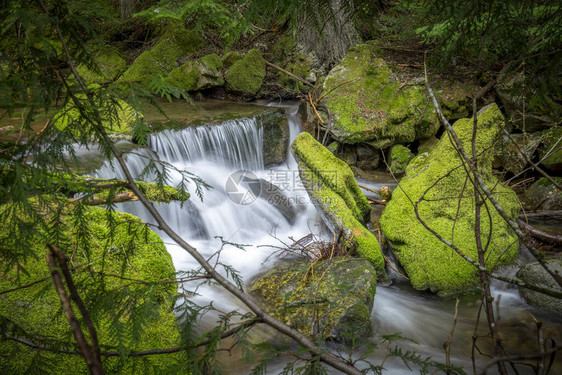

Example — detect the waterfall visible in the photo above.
[93,107,325,296]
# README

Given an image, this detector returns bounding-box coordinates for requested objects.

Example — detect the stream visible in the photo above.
[89,101,561,374]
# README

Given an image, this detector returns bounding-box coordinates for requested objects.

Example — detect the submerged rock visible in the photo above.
[225,49,266,95]
[166,53,224,91]
[517,259,562,314]
[249,257,376,343]
[291,132,386,277]
[321,42,439,147]
[380,104,520,295]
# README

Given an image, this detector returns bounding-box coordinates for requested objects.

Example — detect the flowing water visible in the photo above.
[91,102,562,374]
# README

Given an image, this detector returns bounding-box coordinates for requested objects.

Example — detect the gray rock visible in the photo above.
[521,177,562,210]
[493,132,541,175]
[517,259,562,314]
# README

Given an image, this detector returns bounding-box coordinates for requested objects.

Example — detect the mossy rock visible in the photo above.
[538,127,562,172]
[221,51,243,69]
[166,53,224,91]
[389,145,414,175]
[521,177,562,210]
[418,137,439,154]
[291,132,386,277]
[75,48,127,84]
[278,54,314,93]
[322,41,439,146]
[120,29,202,86]
[517,259,562,314]
[380,104,520,296]
[225,49,266,95]
[0,204,181,374]
[52,93,139,139]
[249,257,376,343]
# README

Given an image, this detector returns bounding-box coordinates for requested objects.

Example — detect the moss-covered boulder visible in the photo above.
[521,177,562,211]
[389,145,414,175]
[52,94,139,139]
[221,51,243,69]
[166,53,224,91]
[321,42,439,146]
[249,257,376,343]
[380,104,520,295]
[517,259,562,314]
[120,28,202,86]
[291,132,386,277]
[0,204,181,374]
[76,48,127,84]
[538,127,562,172]
[225,49,266,95]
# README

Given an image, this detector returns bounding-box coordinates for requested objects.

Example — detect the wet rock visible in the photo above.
[493,132,541,175]
[260,109,289,166]
[380,104,520,295]
[357,145,380,170]
[246,177,305,224]
[225,49,266,95]
[249,257,376,343]
[517,259,562,314]
[521,177,562,210]
[291,132,386,277]
[321,41,439,146]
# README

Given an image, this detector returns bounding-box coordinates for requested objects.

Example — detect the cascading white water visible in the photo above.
[94,107,326,313]
[91,103,562,374]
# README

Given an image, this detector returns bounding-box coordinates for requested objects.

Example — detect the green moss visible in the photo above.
[380,104,519,295]
[278,54,313,93]
[75,48,127,84]
[0,204,181,374]
[225,49,266,95]
[52,94,138,137]
[249,257,376,342]
[291,133,386,276]
[167,53,224,92]
[322,42,438,145]
[389,145,414,175]
[120,29,201,86]
[292,132,369,222]
[221,51,243,69]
